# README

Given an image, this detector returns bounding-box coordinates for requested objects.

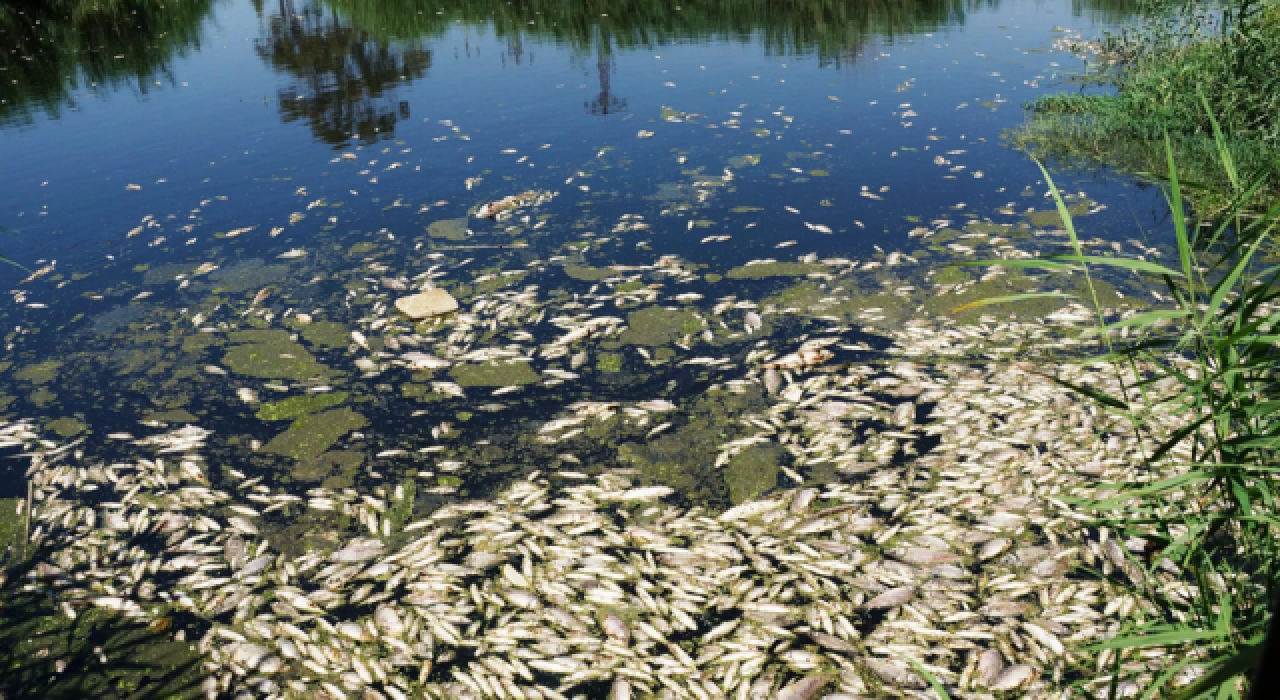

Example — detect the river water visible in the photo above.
[0,2,1174,696]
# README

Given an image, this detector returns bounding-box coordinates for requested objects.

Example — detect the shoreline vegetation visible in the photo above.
[1014,0,1280,213]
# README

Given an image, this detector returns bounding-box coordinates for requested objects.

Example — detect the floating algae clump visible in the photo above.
[298,321,350,349]
[13,361,61,384]
[619,306,701,346]
[596,353,623,373]
[724,445,785,505]
[450,361,539,387]
[563,264,614,281]
[725,262,823,279]
[427,217,469,241]
[223,330,331,381]
[290,449,364,482]
[256,392,348,421]
[933,267,971,286]
[261,407,367,461]
[46,417,87,438]
[1025,199,1091,228]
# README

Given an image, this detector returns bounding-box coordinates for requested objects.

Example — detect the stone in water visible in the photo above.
[395,289,459,319]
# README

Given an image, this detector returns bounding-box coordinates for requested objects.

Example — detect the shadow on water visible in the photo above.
[0,541,204,699]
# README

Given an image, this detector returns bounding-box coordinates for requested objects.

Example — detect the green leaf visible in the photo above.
[1045,253,1185,277]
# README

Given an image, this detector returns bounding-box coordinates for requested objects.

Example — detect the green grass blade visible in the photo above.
[1036,372,1130,410]
[1046,253,1186,277]
[1198,87,1239,192]
[950,292,1076,313]
[890,651,952,700]
[949,259,1078,271]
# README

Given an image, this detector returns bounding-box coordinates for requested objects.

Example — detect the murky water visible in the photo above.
[0,2,1181,697]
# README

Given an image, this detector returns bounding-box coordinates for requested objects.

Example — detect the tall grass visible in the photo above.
[960,131,1280,697]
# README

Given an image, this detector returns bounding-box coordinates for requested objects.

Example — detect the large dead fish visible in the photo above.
[760,348,833,370]
[474,191,542,219]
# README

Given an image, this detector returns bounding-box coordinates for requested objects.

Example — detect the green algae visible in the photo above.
[223,331,331,381]
[13,361,61,384]
[298,321,350,349]
[564,264,614,281]
[617,387,767,506]
[290,449,364,482]
[596,353,623,373]
[256,392,348,421]
[29,388,56,407]
[450,361,539,387]
[147,409,199,423]
[724,445,785,504]
[181,333,218,354]
[933,266,971,285]
[427,217,469,241]
[619,306,701,346]
[45,417,86,437]
[261,407,367,461]
[347,242,377,255]
[725,262,823,279]
[1025,199,1091,228]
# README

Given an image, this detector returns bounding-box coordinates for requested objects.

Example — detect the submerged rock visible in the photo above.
[395,289,459,319]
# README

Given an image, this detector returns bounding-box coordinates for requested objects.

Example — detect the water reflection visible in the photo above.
[254,0,431,147]
[0,0,214,126]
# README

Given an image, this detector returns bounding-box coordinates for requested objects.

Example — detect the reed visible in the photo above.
[958,128,1279,697]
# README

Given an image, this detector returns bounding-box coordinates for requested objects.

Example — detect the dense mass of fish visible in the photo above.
[12,300,1206,700]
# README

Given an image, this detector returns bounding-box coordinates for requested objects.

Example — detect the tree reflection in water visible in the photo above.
[255,0,430,148]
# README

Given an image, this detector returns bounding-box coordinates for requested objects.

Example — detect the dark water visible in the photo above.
[0,0,1163,502]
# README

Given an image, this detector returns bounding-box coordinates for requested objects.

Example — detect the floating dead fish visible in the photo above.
[475,191,545,219]
[761,348,833,370]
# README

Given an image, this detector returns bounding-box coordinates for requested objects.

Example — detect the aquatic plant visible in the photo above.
[958,138,1280,697]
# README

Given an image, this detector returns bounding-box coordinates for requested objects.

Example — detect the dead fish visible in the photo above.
[763,368,782,395]
[976,649,1004,686]
[250,288,271,307]
[603,613,629,644]
[277,248,307,259]
[610,677,631,700]
[475,191,537,218]
[236,388,258,403]
[864,586,914,609]
[989,664,1038,690]
[761,348,833,370]
[776,674,831,700]
[979,538,1010,560]
[18,264,55,285]
[863,659,924,688]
